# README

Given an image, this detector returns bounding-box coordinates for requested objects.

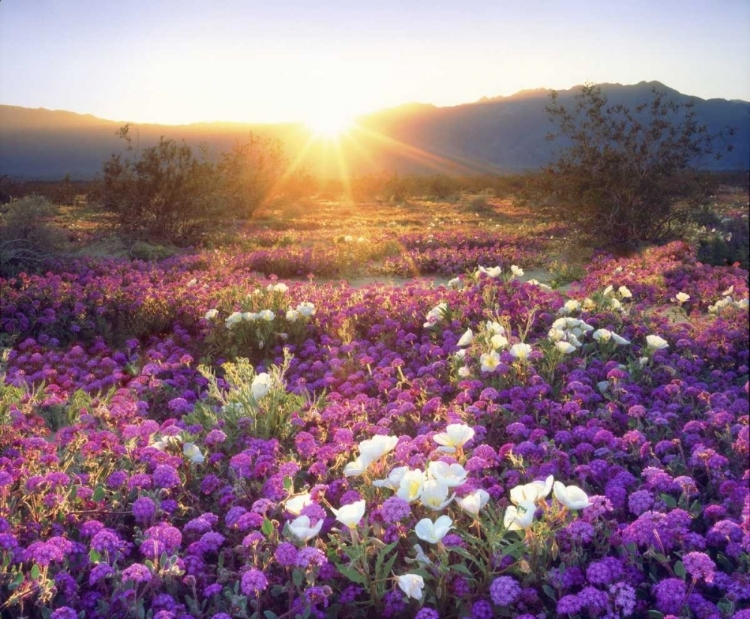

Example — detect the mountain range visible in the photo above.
[1,81,748,179]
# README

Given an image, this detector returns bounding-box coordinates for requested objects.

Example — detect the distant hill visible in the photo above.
[1,81,748,179]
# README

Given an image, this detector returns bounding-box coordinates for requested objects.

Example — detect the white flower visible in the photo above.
[456,489,490,516]
[582,297,596,311]
[187,278,198,287]
[447,277,463,290]
[485,321,505,336]
[288,515,323,542]
[457,366,471,377]
[593,329,612,343]
[609,297,623,311]
[510,265,524,278]
[491,334,509,350]
[225,311,243,328]
[396,469,427,503]
[553,481,591,510]
[611,333,630,345]
[204,308,219,320]
[603,285,614,296]
[424,303,448,328]
[646,334,669,350]
[419,479,454,511]
[267,282,288,293]
[258,309,276,322]
[567,333,583,348]
[343,456,370,477]
[597,380,610,393]
[559,299,581,315]
[526,279,552,291]
[285,493,312,516]
[510,476,553,505]
[618,286,632,299]
[415,515,453,543]
[182,442,205,464]
[548,327,566,342]
[457,329,474,347]
[373,466,409,490]
[296,302,316,317]
[251,372,273,400]
[359,435,398,463]
[433,424,474,453]
[480,351,501,373]
[509,343,532,360]
[722,285,734,296]
[427,461,468,488]
[332,500,366,529]
[556,341,576,354]
[285,309,300,322]
[411,544,432,565]
[503,500,537,530]
[674,292,690,304]
[476,265,502,279]
[397,573,425,601]
[242,311,257,321]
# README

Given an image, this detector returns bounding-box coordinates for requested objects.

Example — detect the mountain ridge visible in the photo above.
[1,81,748,179]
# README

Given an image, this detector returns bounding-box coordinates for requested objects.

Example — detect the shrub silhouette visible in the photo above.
[540,84,733,247]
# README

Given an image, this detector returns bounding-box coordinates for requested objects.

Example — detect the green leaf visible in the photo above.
[660,493,677,508]
[673,560,686,579]
[283,476,293,491]
[30,564,41,579]
[689,500,702,517]
[292,569,304,588]
[89,549,102,563]
[374,541,397,577]
[262,518,274,537]
[144,559,155,571]
[264,612,279,619]
[159,552,168,569]
[542,584,556,601]
[337,564,367,585]
[647,611,664,619]
[92,485,105,502]
[7,572,24,591]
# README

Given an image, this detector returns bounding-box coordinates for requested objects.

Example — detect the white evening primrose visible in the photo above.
[597,381,610,393]
[424,303,448,328]
[582,297,596,311]
[419,479,454,511]
[433,424,475,453]
[456,489,490,517]
[343,456,371,477]
[457,329,474,347]
[476,265,502,279]
[182,442,205,464]
[556,341,576,354]
[288,515,323,542]
[611,333,630,345]
[602,285,614,296]
[242,312,257,321]
[332,500,366,529]
[225,312,243,328]
[618,286,633,299]
[358,435,399,464]
[285,493,312,516]
[567,333,583,349]
[593,329,613,343]
[674,292,690,304]
[491,333,509,349]
[510,476,553,505]
[296,302,315,317]
[548,327,566,342]
[504,500,537,531]
[395,469,427,503]
[397,574,425,601]
[457,366,471,378]
[415,515,453,544]
[267,282,288,293]
[510,265,524,278]
[373,466,409,491]
[509,343,532,360]
[447,277,463,290]
[204,308,219,320]
[609,297,623,311]
[559,299,581,315]
[485,321,505,336]
[251,373,273,400]
[258,309,276,322]
[553,481,592,510]
[427,461,468,488]
[285,309,300,322]
[526,279,552,291]
[645,335,669,350]
[187,278,198,287]
[480,351,501,372]
[722,285,734,296]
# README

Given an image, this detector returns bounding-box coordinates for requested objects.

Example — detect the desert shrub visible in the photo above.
[129,241,179,261]
[101,126,287,245]
[0,196,65,276]
[539,84,734,247]
[697,215,750,268]
[465,194,494,214]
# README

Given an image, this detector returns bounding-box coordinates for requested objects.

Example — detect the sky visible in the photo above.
[1,0,749,126]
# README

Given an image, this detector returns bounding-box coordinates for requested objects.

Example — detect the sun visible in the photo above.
[305,113,355,139]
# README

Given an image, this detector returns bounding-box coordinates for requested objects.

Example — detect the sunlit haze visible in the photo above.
[1,0,749,125]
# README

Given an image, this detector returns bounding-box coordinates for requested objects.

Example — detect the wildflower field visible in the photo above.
[0,195,748,619]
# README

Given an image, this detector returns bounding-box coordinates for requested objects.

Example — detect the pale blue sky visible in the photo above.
[1,0,748,124]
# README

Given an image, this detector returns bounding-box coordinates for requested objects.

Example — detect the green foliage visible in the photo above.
[540,84,732,247]
[187,351,314,444]
[0,196,65,276]
[101,125,287,245]
[697,215,750,268]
